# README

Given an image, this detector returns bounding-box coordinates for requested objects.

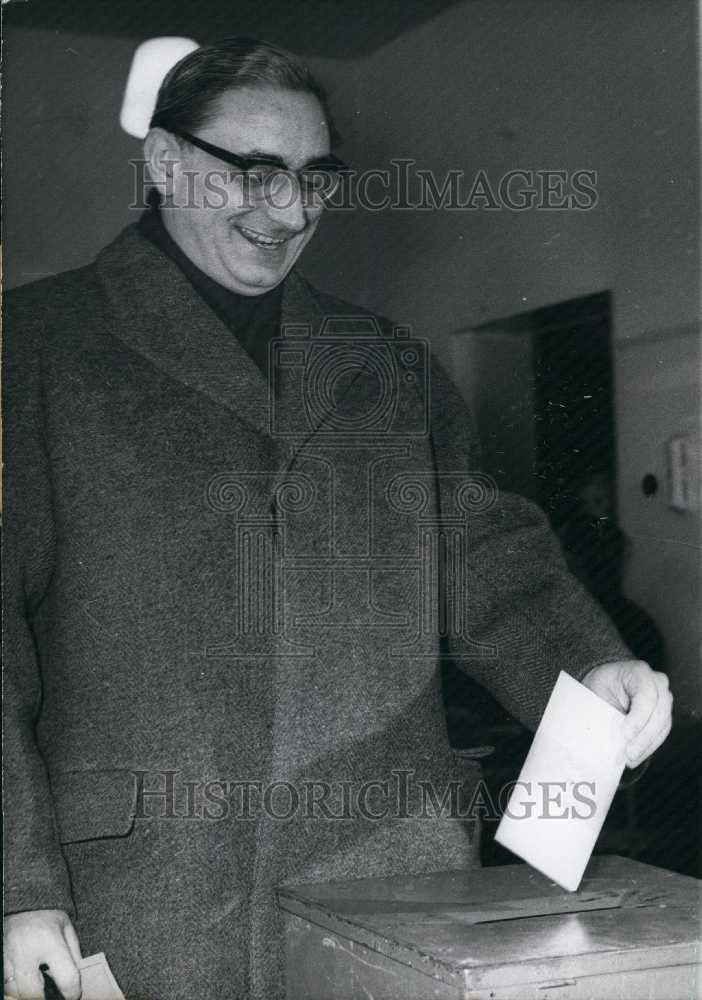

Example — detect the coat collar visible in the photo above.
[94,222,325,440]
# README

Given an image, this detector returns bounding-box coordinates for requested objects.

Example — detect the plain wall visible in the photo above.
[616,330,701,713]
[3,29,142,287]
[304,0,700,349]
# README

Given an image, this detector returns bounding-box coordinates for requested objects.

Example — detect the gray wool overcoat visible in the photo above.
[3,224,630,1000]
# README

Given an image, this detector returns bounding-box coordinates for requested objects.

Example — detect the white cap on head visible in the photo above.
[120,37,200,139]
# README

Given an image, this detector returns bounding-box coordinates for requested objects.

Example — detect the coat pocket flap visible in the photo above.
[52,769,137,844]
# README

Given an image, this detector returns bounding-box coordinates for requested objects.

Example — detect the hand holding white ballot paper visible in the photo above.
[495,670,627,891]
[76,954,126,1000]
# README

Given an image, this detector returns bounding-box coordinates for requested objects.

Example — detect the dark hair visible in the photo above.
[149,35,339,146]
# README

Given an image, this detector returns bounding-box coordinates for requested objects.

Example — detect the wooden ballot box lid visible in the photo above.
[278,856,702,999]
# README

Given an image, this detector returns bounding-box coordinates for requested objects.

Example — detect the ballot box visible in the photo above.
[278,855,701,999]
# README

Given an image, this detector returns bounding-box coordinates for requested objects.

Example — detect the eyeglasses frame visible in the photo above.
[167,127,350,203]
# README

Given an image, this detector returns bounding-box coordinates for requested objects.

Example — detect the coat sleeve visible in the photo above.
[2,300,75,917]
[429,357,632,731]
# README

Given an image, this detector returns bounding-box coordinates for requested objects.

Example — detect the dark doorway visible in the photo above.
[452,291,615,529]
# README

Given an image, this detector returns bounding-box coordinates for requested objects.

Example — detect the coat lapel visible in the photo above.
[94,223,324,442]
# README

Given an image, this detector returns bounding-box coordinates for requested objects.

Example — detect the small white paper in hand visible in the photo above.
[78,953,126,1000]
[495,670,627,891]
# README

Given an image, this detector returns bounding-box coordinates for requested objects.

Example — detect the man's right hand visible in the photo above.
[3,910,82,1000]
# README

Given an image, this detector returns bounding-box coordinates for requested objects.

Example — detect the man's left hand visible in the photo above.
[582,660,673,768]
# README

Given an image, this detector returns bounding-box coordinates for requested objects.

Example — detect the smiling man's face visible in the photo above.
[157,86,331,295]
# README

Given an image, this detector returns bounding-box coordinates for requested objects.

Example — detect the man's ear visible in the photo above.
[143,127,182,199]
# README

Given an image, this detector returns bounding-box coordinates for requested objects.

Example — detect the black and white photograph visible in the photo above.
[2,2,700,998]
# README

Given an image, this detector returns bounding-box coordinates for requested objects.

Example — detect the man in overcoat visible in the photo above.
[3,36,672,1000]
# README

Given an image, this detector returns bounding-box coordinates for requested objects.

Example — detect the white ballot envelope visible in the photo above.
[77,954,126,1000]
[495,670,627,891]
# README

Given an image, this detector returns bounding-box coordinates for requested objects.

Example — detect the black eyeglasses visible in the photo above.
[169,127,350,207]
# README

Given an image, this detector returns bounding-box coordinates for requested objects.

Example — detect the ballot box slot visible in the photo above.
[293,886,669,928]
[402,888,670,926]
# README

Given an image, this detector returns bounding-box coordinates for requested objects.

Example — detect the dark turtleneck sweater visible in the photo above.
[138,208,284,381]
